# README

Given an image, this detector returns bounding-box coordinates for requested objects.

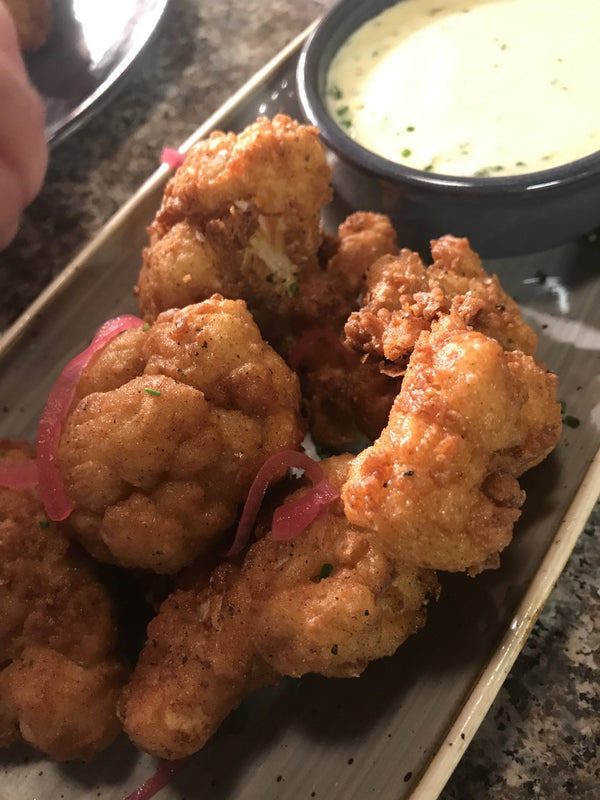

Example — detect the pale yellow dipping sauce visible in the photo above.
[326,0,600,177]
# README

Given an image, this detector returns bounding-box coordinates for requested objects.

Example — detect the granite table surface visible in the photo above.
[0,1,598,798]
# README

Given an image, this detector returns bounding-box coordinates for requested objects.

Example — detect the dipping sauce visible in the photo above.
[325,0,600,177]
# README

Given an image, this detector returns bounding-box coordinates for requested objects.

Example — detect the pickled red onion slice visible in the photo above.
[287,328,355,372]
[271,477,339,541]
[226,450,338,556]
[123,758,187,800]
[37,314,145,521]
[160,147,185,169]
[0,459,38,488]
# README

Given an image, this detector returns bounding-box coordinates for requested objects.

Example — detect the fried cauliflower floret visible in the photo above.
[283,212,400,446]
[0,440,126,761]
[119,562,277,760]
[345,235,538,373]
[138,113,399,346]
[58,297,304,573]
[291,333,401,449]
[138,114,332,327]
[286,210,398,338]
[4,0,51,51]
[243,455,439,678]
[342,318,562,574]
[121,456,438,759]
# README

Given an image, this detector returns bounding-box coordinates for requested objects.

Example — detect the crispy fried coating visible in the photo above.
[137,114,399,347]
[243,455,439,678]
[119,562,277,760]
[293,334,401,449]
[137,115,332,330]
[342,318,562,574]
[345,235,538,374]
[121,456,438,759]
[4,0,51,51]
[59,297,304,573]
[0,440,126,761]
[285,212,400,447]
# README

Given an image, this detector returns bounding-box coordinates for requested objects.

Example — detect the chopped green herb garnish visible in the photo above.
[340,119,352,129]
[474,165,504,177]
[423,164,434,172]
[142,323,150,331]
[401,148,412,157]
[327,84,343,101]
[318,563,334,581]
[336,105,350,116]
[406,125,415,132]
[144,388,162,396]
[39,520,50,529]
[288,282,299,296]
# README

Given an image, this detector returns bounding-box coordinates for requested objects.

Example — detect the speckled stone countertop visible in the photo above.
[0,1,598,797]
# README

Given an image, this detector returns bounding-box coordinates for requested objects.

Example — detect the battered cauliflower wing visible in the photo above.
[138,115,400,349]
[342,317,562,574]
[58,296,304,573]
[285,212,400,447]
[120,455,438,759]
[292,335,401,449]
[119,562,276,760]
[243,455,439,679]
[137,114,332,331]
[345,235,538,374]
[0,440,126,761]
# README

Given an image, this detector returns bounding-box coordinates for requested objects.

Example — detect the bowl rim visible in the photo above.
[297,0,600,197]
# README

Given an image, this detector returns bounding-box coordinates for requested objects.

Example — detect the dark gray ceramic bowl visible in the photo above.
[297,0,600,258]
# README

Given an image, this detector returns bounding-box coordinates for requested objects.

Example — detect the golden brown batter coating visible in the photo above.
[0,440,126,761]
[243,455,439,678]
[283,212,400,447]
[345,235,538,374]
[137,115,332,332]
[137,115,400,349]
[121,456,438,759]
[59,297,304,573]
[119,562,277,760]
[4,0,51,51]
[342,318,562,574]
[292,334,401,450]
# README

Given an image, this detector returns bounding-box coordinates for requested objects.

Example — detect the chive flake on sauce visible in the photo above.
[318,563,334,581]
[401,147,412,157]
[144,388,162,396]
[142,322,150,331]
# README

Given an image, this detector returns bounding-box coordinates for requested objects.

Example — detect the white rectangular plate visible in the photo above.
[1,29,599,800]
